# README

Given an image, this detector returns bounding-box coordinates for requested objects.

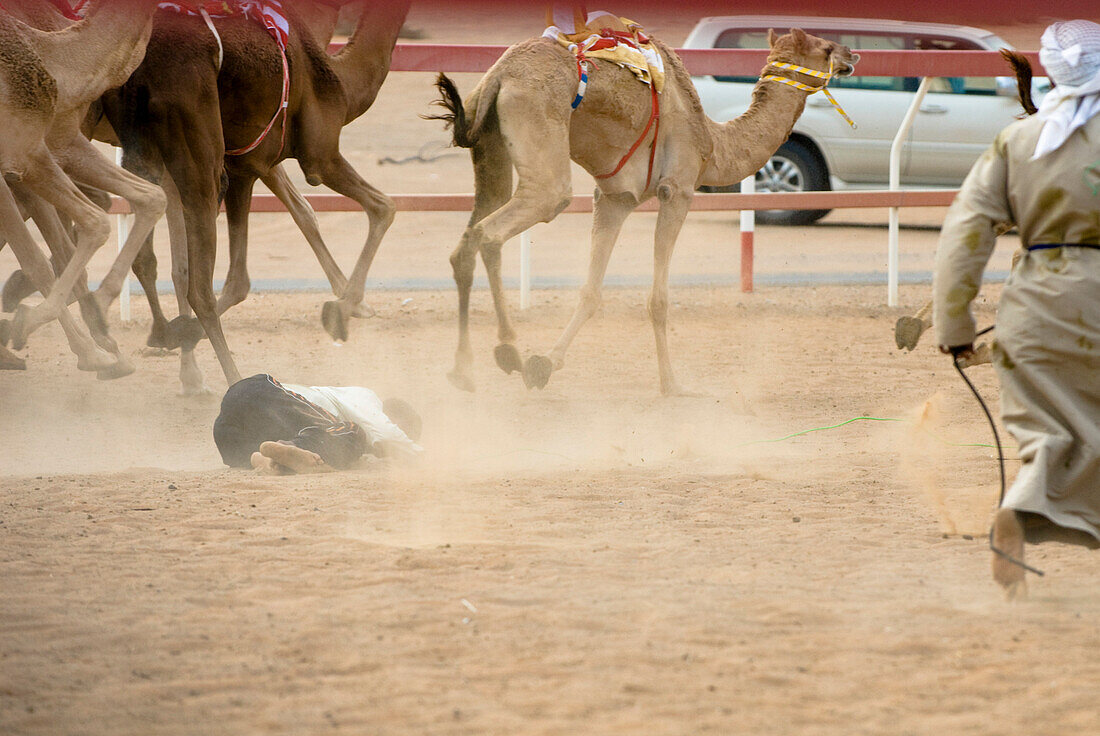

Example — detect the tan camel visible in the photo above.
[0,0,165,378]
[430,27,857,394]
[99,0,409,394]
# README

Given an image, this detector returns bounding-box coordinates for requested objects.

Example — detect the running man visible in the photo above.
[933,20,1100,597]
[213,374,422,474]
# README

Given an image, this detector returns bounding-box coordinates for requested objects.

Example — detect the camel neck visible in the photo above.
[329,0,410,123]
[294,1,340,48]
[698,78,809,187]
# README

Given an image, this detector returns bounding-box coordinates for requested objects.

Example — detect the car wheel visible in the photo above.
[754,140,830,226]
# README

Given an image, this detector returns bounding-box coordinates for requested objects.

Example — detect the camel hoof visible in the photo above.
[494,343,523,374]
[0,318,10,347]
[146,321,178,350]
[523,355,553,390]
[0,343,25,371]
[894,316,927,351]
[351,302,376,319]
[321,300,349,342]
[167,316,205,352]
[447,369,476,393]
[10,304,32,351]
[1,269,35,313]
[76,347,116,373]
[96,356,136,381]
[180,382,217,398]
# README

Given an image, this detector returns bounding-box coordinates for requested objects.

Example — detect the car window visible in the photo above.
[712,28,915,92]
[912,35,1000,96]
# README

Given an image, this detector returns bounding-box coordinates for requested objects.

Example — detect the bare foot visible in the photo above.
[251,451,289,475]
[991,507,1027,600]
[259,441,332,474]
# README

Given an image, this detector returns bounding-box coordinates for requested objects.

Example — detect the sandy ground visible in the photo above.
[3,9,1096,736]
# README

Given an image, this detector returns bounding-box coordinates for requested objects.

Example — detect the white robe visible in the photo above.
[281,384,422,459]
[933,112,1100,540]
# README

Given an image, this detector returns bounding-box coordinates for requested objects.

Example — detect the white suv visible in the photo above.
[684,16,1050,224]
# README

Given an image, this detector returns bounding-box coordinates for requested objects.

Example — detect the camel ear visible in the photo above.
[790,27,808,49]
[767,28,778,48]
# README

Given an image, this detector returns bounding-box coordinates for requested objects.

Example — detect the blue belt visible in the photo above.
[1026,243,1100,252]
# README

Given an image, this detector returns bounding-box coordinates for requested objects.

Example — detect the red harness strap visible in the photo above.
[224,43,290,157]
[594,78,660,189]
[45,0,84,20]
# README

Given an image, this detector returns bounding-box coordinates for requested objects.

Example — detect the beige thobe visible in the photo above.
[933,112,1100,540]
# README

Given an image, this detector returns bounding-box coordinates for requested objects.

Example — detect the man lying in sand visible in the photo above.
[213,374,422,474]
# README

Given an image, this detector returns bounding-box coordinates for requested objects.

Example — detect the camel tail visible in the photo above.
[999,48,1038,116]
[423,72,499,148]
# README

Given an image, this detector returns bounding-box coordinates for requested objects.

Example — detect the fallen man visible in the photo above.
[213,374,422,474]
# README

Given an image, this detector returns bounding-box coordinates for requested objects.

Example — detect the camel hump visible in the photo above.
[0,16,57,114]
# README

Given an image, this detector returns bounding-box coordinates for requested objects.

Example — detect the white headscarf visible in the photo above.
[1033,20,1100,159]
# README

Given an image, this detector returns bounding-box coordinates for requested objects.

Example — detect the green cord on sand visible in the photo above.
[734,416,996,450]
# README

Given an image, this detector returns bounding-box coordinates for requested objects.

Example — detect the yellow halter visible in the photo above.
[761,59,858,129]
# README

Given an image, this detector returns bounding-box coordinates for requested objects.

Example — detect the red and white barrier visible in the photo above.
[113,44,1043,317]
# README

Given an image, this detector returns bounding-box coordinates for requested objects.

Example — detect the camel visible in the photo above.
[1,0,377,347]
[893,49,1039,362]
[429,25,857,394]
[99,0,409,393]
[125,0,390,359]
[0,0,165,377]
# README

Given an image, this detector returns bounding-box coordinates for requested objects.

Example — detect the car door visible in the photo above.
[798,29,919,185]
[904,34,1027,183]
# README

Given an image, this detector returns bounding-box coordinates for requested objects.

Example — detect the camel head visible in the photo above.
[766,28,859,79]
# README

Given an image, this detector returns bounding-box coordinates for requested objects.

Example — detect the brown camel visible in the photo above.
[893,49,1039,362]
[101,0,409,394]
[430,27,857,394]
[123,0,390,365]
[0,0,165,378]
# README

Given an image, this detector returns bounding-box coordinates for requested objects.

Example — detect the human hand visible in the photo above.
[939,343,974,360]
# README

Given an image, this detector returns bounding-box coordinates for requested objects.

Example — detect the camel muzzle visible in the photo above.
[834,53,859,77]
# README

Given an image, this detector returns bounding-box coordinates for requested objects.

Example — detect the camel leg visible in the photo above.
[466,107,571,384]
[217,173,255,315]
[447,231,480,392]
[260,165,373,318]
[304,155,394,342]
[447,132,515,391]
[19,190,118,355]
[895,300,933,350]
[0,174,115,373]
[172,157,241,392]
[11,151,113,347]
[130,234,173,347]
[648,187,693,397]
[524,189,637,390]
[157,175,209,394]
[59,141,169,315]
